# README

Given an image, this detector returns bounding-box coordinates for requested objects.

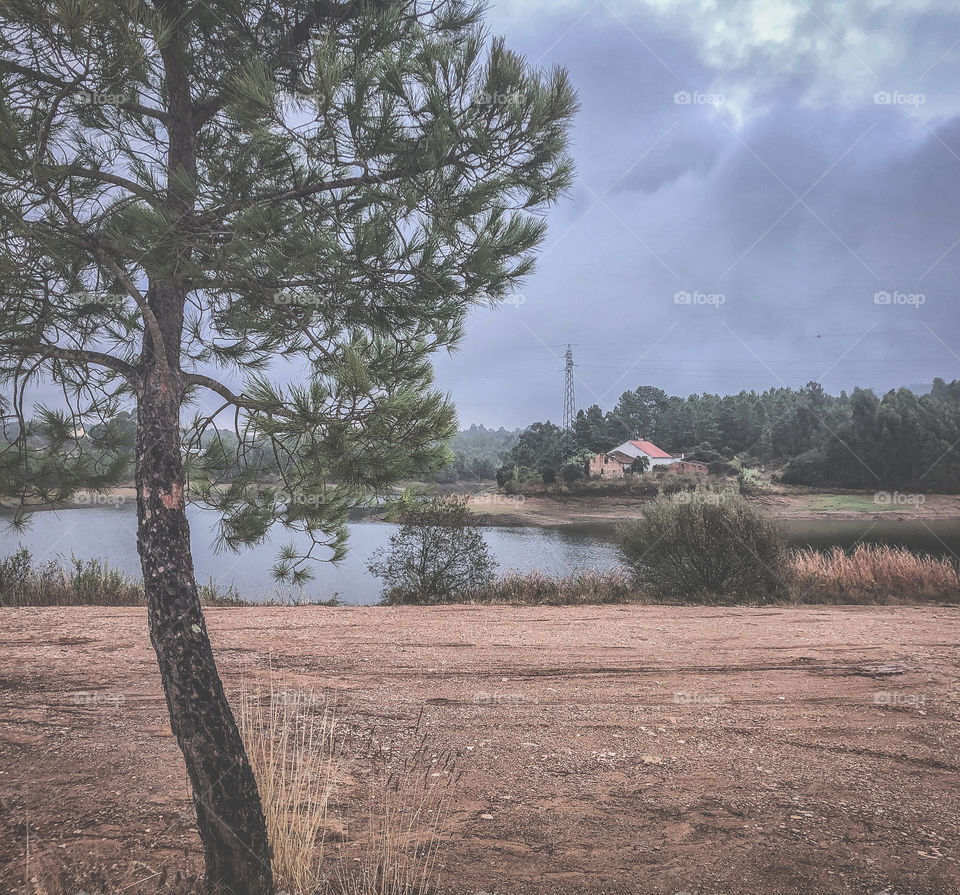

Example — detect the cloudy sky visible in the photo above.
[433,0,960,429]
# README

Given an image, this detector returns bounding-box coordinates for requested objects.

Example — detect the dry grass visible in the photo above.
[236,685,453,895]
[0,548,307,607]
[335,720,456,895]
[456,569,639,605]
[0,548,144,607]
[236,683,344,894]
[449,548,959,606]
[789,544,960,603]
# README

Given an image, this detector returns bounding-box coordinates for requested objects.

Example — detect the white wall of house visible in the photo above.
[610,441,680,468]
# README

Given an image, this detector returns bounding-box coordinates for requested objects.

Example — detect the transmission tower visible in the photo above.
[562,344,576,431]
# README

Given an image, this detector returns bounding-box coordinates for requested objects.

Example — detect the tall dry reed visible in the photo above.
[788,544,959,603]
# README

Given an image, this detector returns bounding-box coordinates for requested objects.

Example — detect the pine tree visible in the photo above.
[0,2,576,890]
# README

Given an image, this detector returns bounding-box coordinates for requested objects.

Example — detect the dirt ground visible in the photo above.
[466,491,960,527]
[1,605,958,895]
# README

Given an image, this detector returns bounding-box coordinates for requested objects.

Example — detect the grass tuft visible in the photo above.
[236,684,453,895]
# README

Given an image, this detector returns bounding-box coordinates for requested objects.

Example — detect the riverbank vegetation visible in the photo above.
[4,484,958,609]
[419,547,959,606]
[496,379,960,493]
[2,544,955,608]
[0,547,332,608]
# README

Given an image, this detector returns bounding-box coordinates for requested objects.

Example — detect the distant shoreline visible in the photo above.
[6,486,960,526]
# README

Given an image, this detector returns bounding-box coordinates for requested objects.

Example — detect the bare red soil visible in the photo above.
[1,605,958,894]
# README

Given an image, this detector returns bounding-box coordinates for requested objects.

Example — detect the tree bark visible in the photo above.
[136,345,272,894]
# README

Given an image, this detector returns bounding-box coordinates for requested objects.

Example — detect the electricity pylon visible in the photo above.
[562,344,576,430]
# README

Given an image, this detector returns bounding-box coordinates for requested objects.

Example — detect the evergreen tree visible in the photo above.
[0,2,576,890]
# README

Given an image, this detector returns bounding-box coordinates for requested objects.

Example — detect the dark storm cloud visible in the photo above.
[433,0,960,428]
[21,2,960,430]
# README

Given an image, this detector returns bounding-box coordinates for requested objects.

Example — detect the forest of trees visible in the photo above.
[496,379,960,493]
[6,379,960,495]
[435,424,519,482]
[7,380,960,495]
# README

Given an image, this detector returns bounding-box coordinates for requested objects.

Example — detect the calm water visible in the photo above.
[0,505,624,605]
[2,506,957,605]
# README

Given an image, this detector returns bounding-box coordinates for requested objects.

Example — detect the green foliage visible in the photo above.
[368,494,497,604]
[629,456,649,474]
[0,547,144,607]
[560,459,584,484]
[500,378,960,493]
[620,492,788,601]
[435,425,519,482]
[0,404,134,521]
[0,1,578,575]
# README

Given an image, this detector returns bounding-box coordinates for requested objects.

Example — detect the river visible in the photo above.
[1,505,957,605]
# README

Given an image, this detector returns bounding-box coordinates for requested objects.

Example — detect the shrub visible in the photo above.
[620,491,788,601]
[368,495,497,604]
[542,466,556,485]
[629,456,650,475]
[470,569,639,604]
[560,461,584,484]
[707,459,735,476]
[780,448,830,485]
[0,548,145,606]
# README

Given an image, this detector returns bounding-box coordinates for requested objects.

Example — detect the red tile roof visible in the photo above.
[630,439,673,459]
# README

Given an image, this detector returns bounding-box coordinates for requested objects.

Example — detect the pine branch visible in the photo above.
[38,347,139,382]
[183,372,268,410]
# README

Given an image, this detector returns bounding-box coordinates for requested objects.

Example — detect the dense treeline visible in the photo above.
[0,406,517,493]
[435,424,519,482]
[498,379,960,493]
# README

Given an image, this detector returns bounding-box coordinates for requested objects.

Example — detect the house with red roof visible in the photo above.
[610,439,679,466]
[586,438,686,478]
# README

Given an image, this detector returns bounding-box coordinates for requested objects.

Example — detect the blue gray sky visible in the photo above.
[433,0,960,428]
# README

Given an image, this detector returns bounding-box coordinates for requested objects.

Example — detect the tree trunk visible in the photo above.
[136,361,273,894]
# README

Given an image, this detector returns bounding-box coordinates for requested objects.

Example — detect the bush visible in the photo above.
[619,491,788,601]
[542,467,556,485]
[467,570,639,604]
[780,448,830,485]
[0,547,145,606]
[707,459,735,476]
[560,461,584,484]
[368,495,497,604]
